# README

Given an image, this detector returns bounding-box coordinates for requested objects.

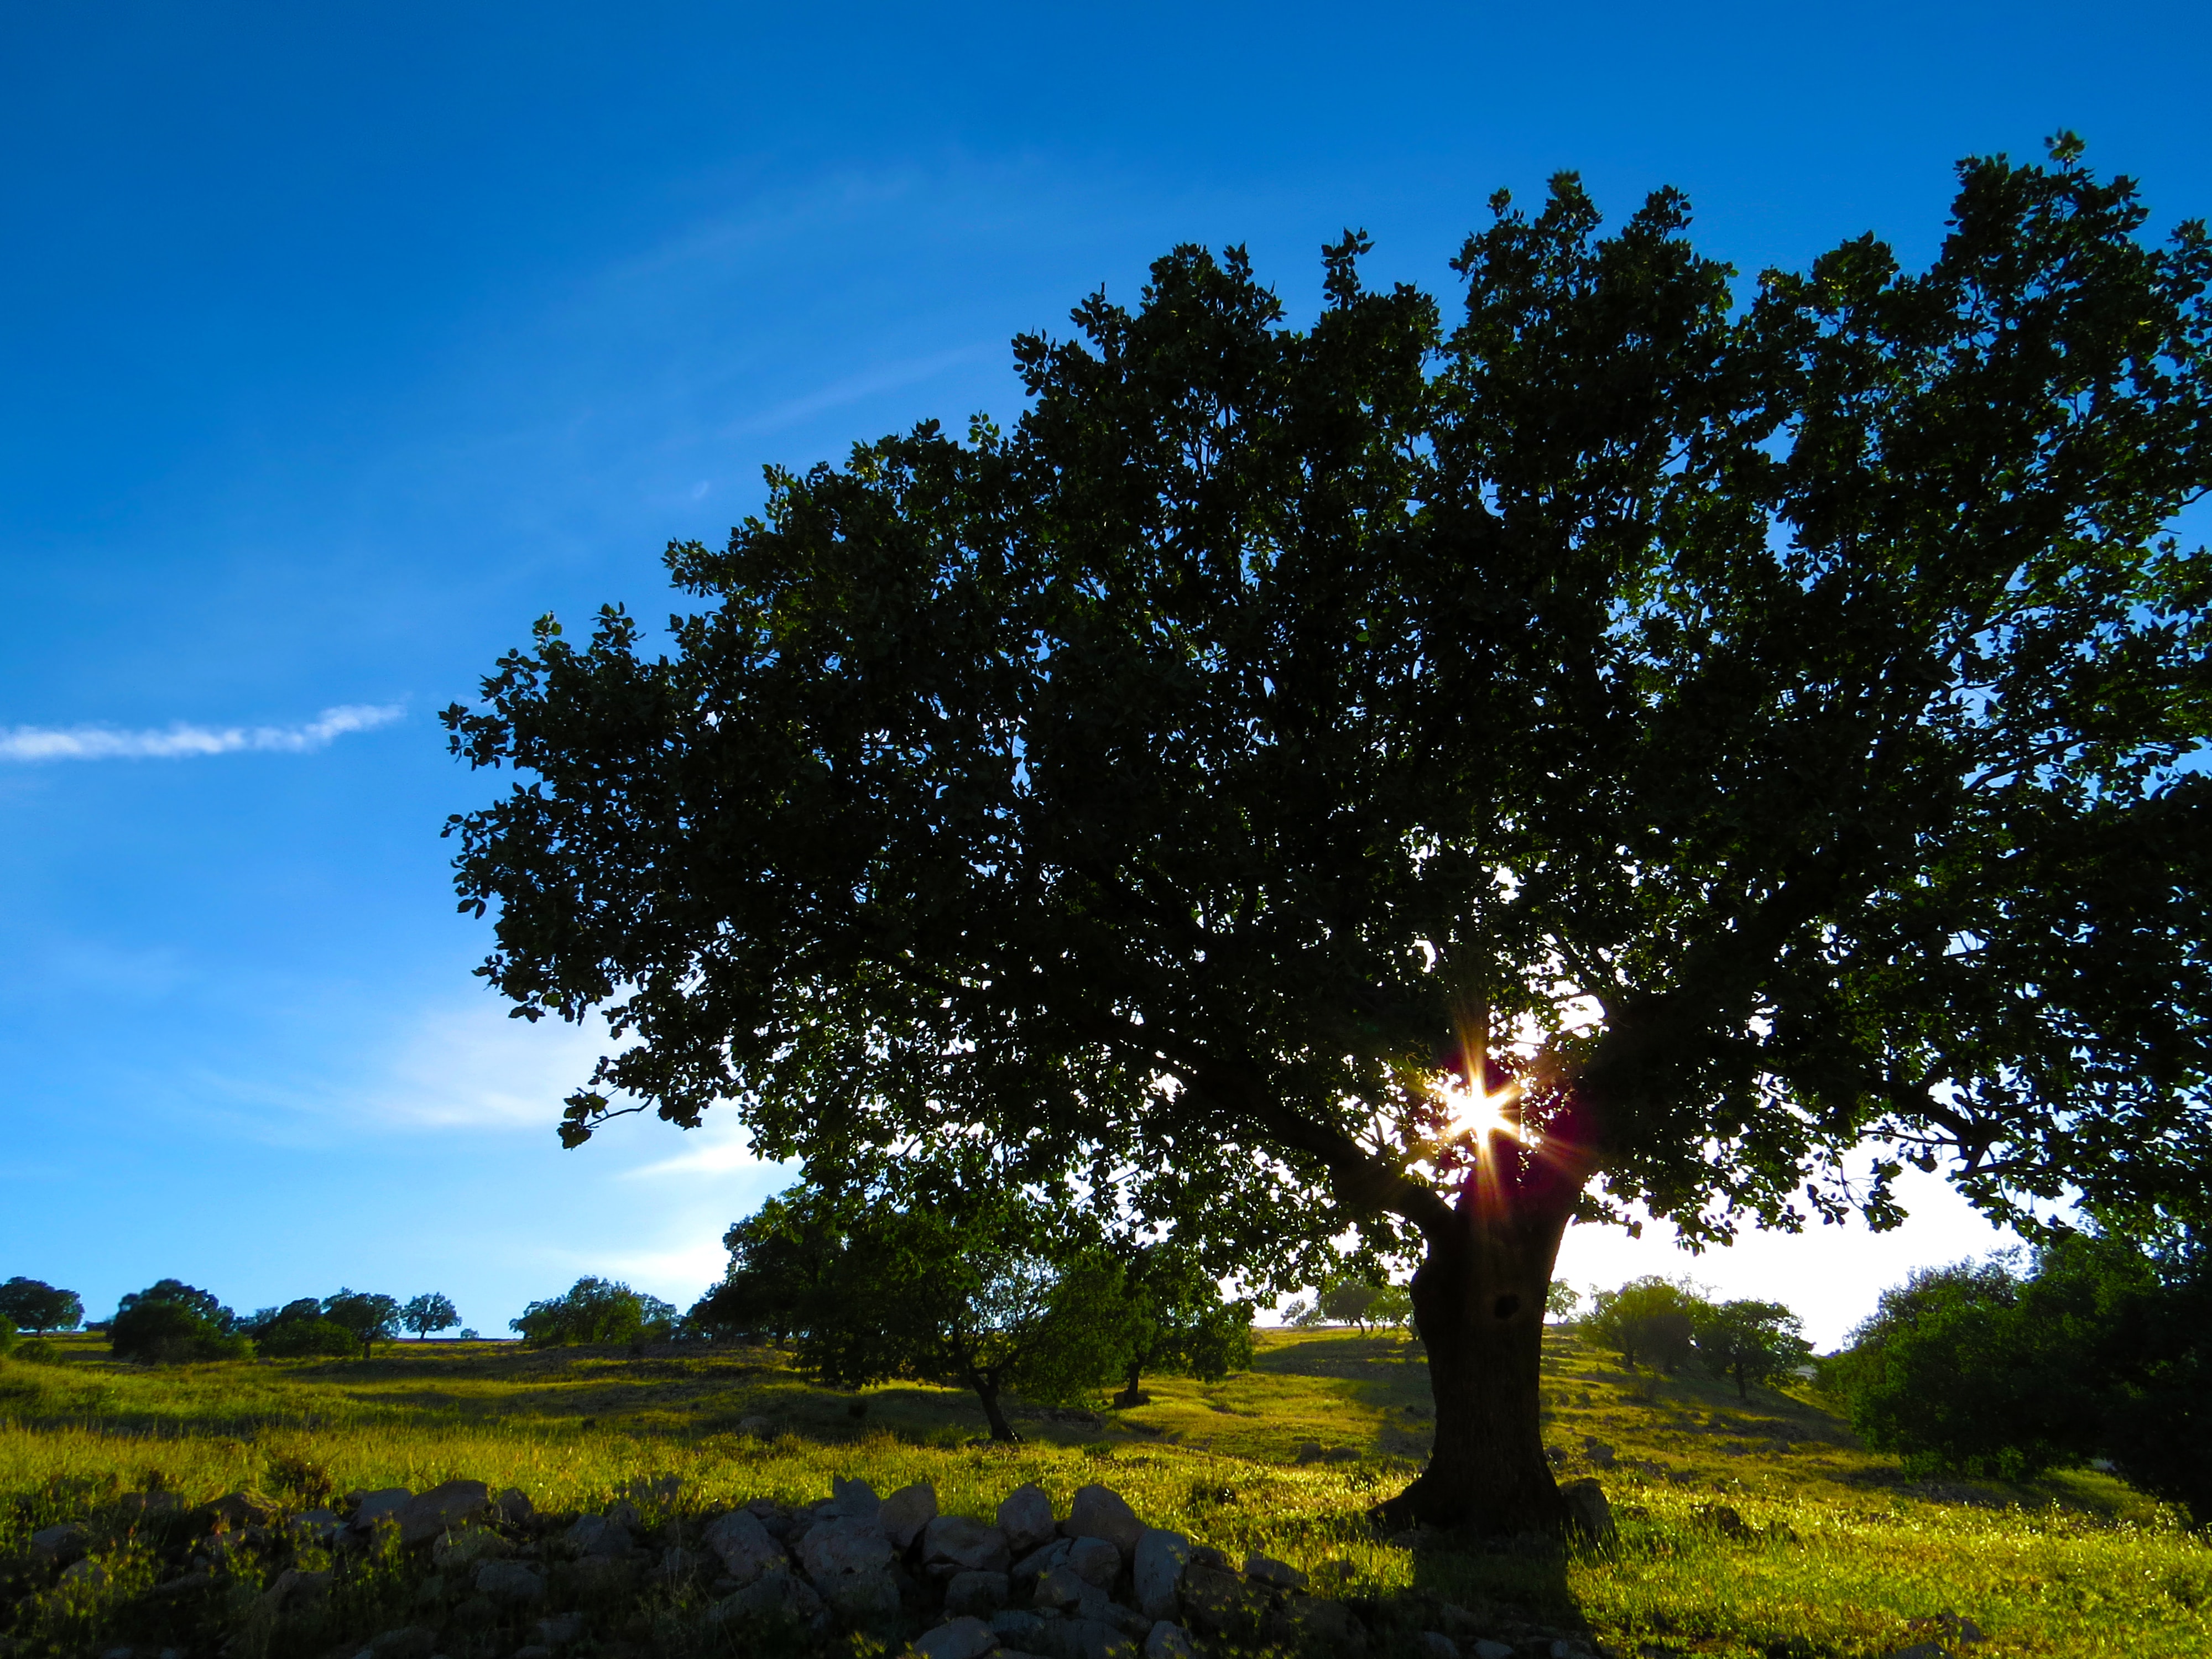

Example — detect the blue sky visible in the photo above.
[2,2,2205,1348]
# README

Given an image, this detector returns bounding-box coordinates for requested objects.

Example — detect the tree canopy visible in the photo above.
[445,140,2212,1529]
[401,1292,461,1339]
[0,1279,82,1336]
[512,1277,677,1348]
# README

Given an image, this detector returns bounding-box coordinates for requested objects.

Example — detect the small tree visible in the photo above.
[109,1282,249,1364]
[321,1290,401,1359]
[512,1278,677,1348]
[1106,1243,1254,1407]
[1545,1284,1583,1322]
[1585,1277,1709,1374]
[1370,1283,1416,1338]
[401,1292,461,1340]
[1320,1282,1384,1334]
[705,1177,1142,1440]
[1692,1300,1812,1400]
[0,1279,83,1336]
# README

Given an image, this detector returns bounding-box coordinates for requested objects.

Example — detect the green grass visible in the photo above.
[2,1326,2205,1657]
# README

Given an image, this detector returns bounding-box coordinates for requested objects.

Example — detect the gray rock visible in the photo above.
[496,1487,535,1525]
[257,1567,331,1611]
[1131,1529,1190,1621]
[797,1514,898,1619]
[915,1616,1000,1659]
[1243,1552,1306,1591]
[1145,1623,1198,1659]
[1013,1537,1074,1586]
[737,1415,775,1438]
[564,1514,631,1558]
[1034,1563,1087,1613]
[925,1514,1014,1576]
[349,1489,413,1532]
[993,1608,1052,1644]
[367,1629,436,1659]
[432,1528,511,1569]
[288,1510,342,1546]
[1415,1635,1459,1659]
[657,1545,698,1581]
[397,1480,491,1546]
[1580,1437,1616,1469]
[1470,1642,1513,1659]
[946,1569,1012,1616]
[1067,1535,1120,1589]
[29,1524,88,1565]
[533,1611,583,1646]
[831,1475,882,1520]
[1062,1486,1143,1559]
[474,1560,547,1605]
[1178,1563,1262,1638]
[1559,1479,1616,1546]
[881,1482,939,1551]
[998,1483,1057,1556]
[702,1508,788,1585]
[566,1555,636,1597]
[712,1566,827,1627]
[1267,1597,1367,1655]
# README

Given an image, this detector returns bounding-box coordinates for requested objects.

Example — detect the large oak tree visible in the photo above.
[445,140,2212,1531]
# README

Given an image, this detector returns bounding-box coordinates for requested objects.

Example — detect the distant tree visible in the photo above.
[1545,1284,1583,1322]
[257,1317,359,1358]
[457,1328,481,1340]
[321,1290,402,1359]
[512,1278,677,1348]
[1827,1227,2212,1521]
[0,1317,15,1360]
[0,1279,83,1335]
[1692,1300,1813,1399]
[1370,1284,1416,1338]
[116,1280,234,1332]
[1321,1283,1384,1334]
[1585,1277,1709,1374]
[109,1282,249,1364]
[401,1292,461,1340]
[1105,1243,1255,1406]
[702,1176,1144,1440]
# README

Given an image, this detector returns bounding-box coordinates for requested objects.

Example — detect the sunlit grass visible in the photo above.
[2,1326,2206,1656]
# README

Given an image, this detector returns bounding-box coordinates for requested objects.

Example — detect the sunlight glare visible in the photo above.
[1439,1072,1523,1143]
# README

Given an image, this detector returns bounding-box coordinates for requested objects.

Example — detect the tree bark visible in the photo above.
[967,1371,1019,1442]
[1113,1360,1147,1410]
[1379,1129,1584,1535]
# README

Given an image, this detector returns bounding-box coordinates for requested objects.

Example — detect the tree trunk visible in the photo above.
[1112,1360,1146,1410]
[1380,1142,1579,1535]
[968,1371,1019,1442]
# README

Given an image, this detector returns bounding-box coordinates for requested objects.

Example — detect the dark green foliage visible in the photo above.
[109,1295,250,1364]
[257,1317,363,1358]
[1319,1284,1383,1333]
[444,140,2212,1526]
[1828,1229,2212,1520]
[1692,1300,1812,1399]
[400,1291,461,1339]
[1105,1242,1254,1404]
[512,1277,677,1348]
[115,1280,234,1332]
[0,1277,83,1334]
[698,1178,1146,1439]
[1585,1278,1708,1374]
[321,1290,403,1358]
[0,1316,14,1359]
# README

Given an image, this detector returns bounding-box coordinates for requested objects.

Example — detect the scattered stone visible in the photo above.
[564,1513,632,1558]
[882,1482,940,1550]
[1415,1634,1460,1659]
[1268,1597,1368,1655]
[348,1489,413,1532]
[998,1483,1057,1556]
[925,1514,1015,1578]
[60,1559,107,1589]
[258,1567,332,1613]
[568,1554,637,1597]
[1560,1479,1616,1546]
[703,1508,789,1585]
[1694,1504,1751,1540]
[713,1565,827,1627]
[1581,1438,1616,1469]
[658,1544,698,1580]
[1068,1535,1121,1588]
[29,1524,88,1564]
[832,1475,882,1520]
[533,1611,584,1647]
[945,1569,1012,1616]
[915,1615,1000,1659]
[1243,1552,1306,1591]
[432,1528,512,1568]
[1144,1623,1197,1659]
[1063,1486,1145,1560]
[994,1608,1051,1646]
[399,1480,491,1546]
[1187,1543,1231,1570]
[798,1513,899,1619]
[737,1415,776,1438]
[1035,1563,1088,1612]
[117,1490,185,1519]
[474,1559,548,1605]
[495,1487,536,1526]
[1131,1528,1190,1621]
[367,1627,436,1659]
[1178,1563,1263,1639]
[1014,1537,1074,1587]
[1295,1440,1324,1463]
[1047,1617,1139,1659]
[1470,1641,1513,1659]
[190,1491,274,1534]
[288,1509,343,1545]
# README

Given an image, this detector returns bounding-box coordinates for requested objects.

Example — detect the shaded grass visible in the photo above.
[1,1328,2206,1657]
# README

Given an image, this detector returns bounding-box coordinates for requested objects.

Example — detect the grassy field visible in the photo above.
[1,1323,2205,1658]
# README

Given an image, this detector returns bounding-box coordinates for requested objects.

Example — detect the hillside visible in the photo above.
[1,1326,2203,1657]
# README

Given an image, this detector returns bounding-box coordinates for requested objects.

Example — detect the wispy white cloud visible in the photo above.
[0,703,402,763]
